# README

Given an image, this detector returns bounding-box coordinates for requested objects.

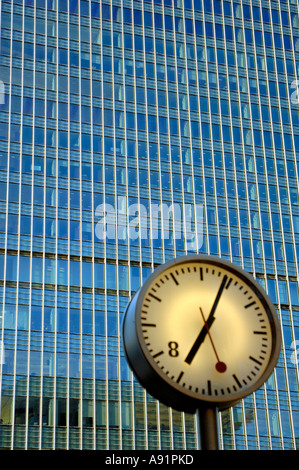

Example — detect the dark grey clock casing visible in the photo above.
[122,255,281,413]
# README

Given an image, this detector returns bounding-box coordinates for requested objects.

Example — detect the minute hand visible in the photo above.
[184,274,228,365]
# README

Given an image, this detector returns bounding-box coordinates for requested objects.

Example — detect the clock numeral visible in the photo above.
[148,292,162,302]
[168,341,179,357]
[207,380,212,396]
[170,272,179,285]
[153,351,164,359]
[225,277,233,289]
[249,355,263,366]
[233,374,242,389]
[176,371,184,383]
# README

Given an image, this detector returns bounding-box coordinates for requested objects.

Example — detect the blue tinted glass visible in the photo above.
[106,264,116,289]
[144,11,152,27]
[102,3,110,20]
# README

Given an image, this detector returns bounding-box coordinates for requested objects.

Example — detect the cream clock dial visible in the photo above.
[123,255,281,412]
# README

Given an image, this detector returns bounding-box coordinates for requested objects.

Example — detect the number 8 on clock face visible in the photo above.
[122,255,281,412]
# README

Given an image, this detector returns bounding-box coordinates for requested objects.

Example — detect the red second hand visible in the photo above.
[199,307,227,373]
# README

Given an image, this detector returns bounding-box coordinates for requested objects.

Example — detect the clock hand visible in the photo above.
[205,274,228,324]
[199,307,227,373]
[184,274,228,365]
[184,313,215,365]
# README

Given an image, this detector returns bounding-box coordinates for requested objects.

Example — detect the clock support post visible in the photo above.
[196,406,219,450]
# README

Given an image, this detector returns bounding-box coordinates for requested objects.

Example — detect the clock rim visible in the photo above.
[123,254,282,412]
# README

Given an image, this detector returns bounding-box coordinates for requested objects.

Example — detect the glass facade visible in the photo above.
[0,0,298,450]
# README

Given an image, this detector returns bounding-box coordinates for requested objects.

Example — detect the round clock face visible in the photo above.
[123,256,281,411]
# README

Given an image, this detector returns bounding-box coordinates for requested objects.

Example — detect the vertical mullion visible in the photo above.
[88,0,97,452]
[52,0,59,449]
[66,0,70,451]
[2,0,14,450]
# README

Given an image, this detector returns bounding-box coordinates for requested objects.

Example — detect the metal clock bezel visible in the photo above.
[122,255,281,413]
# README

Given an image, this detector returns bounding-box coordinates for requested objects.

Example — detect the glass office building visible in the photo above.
[0,0,299,450]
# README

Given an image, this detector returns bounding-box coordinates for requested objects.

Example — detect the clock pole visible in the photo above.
[196,406,219,450]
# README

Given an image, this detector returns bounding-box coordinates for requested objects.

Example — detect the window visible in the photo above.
[262,8,270,23]
[243,4,251,19]
[222,1,231,15]
[205,22,213,37]
[144,11,152,28]
[154,13,163,29]
[102,3,110,20]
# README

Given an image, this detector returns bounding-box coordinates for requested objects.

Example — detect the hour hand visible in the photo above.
[184,275,228,365]
[184,314,215,365]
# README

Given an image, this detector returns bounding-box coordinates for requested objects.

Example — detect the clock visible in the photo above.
[122,255,281,413]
